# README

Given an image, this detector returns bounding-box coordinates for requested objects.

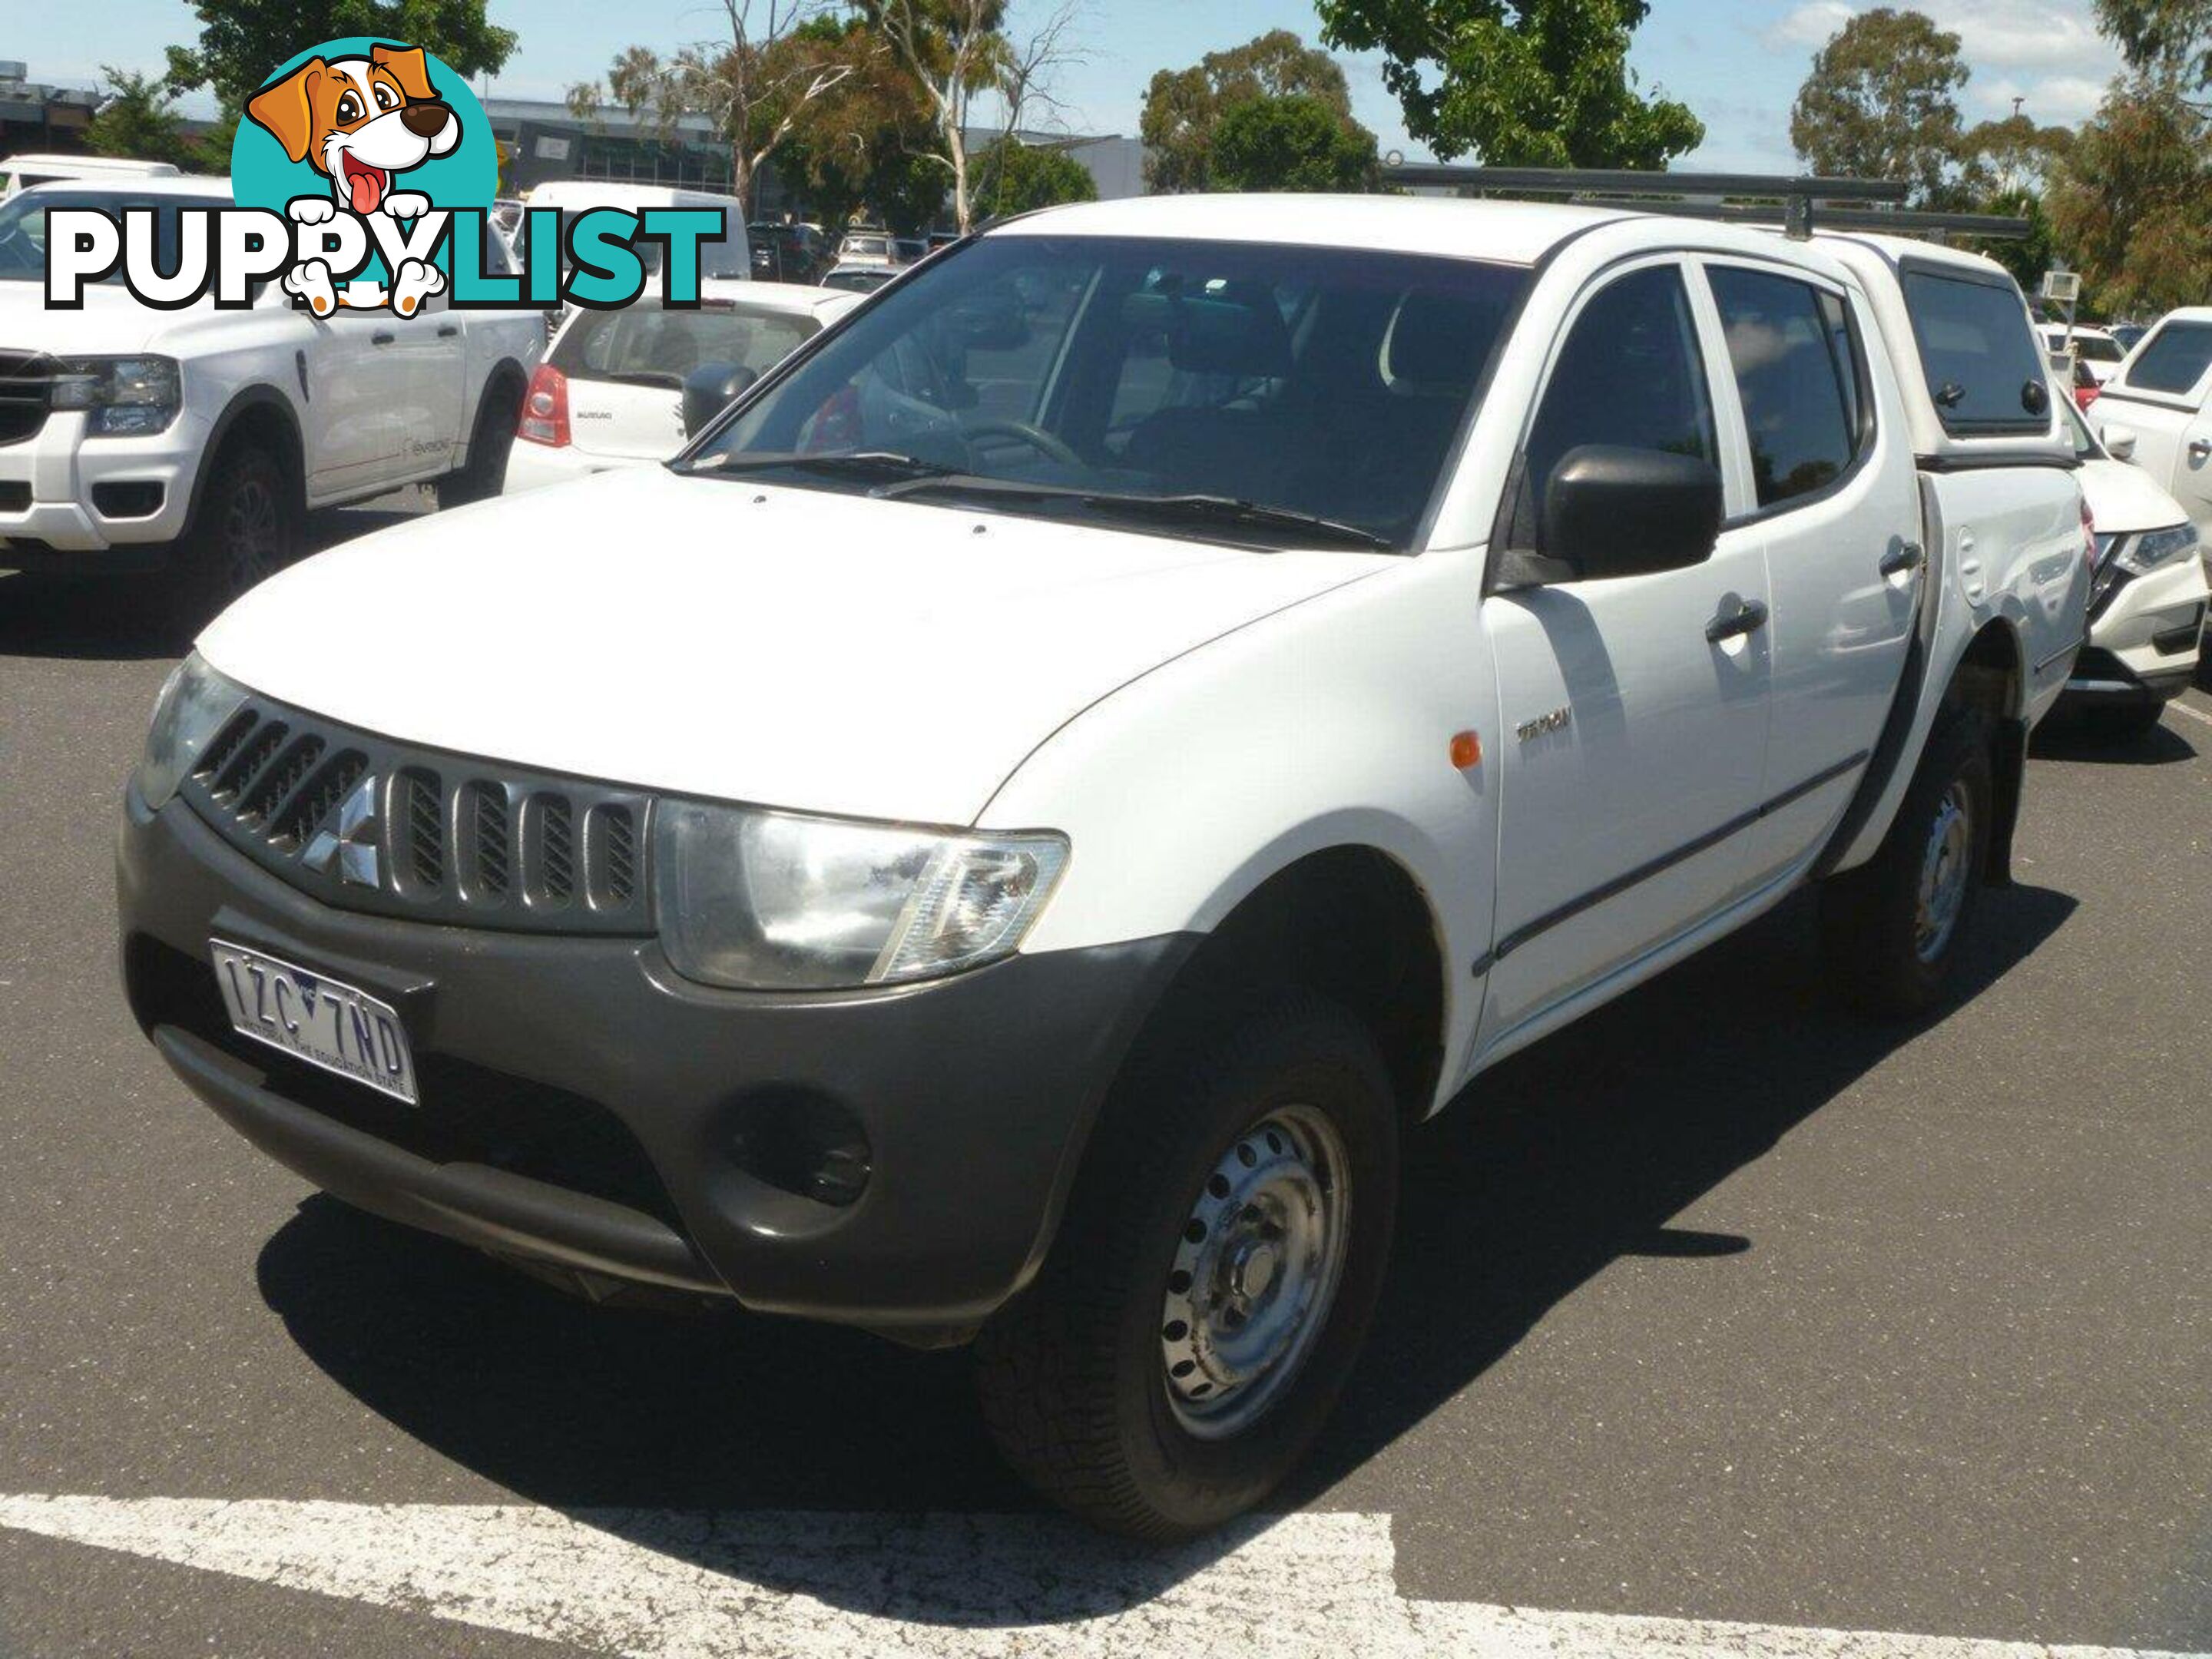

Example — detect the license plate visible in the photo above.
[209,940,419,1104]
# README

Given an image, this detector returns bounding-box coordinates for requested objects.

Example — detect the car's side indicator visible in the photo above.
[1449,730,1482,769]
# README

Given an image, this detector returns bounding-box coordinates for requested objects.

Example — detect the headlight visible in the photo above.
[655,801,1068,991]
[2115,522,2200,577]
[51,355,181,435]
[139,652,247,810]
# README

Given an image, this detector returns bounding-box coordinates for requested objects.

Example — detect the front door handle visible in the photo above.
[437,323,460,338]
[1706,597,1770,644]
[1880,541,1924,577]
[2189,439,2210,463]
[370,329,396,346]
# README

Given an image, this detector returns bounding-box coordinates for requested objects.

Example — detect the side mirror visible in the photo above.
[2102,422,2137,460]
[1539,445,1723,581]
[680,361,757,437]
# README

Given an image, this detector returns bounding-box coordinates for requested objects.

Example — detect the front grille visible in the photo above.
[0,350,55,446]
[179,697,654,935]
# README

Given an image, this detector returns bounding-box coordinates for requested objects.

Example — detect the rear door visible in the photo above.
[2097,317,2212,536]
[1479,258,1774,1041]
[1696,257,1919,884]
[382,286,467,482]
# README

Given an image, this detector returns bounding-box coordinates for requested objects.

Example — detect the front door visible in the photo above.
[1479,260,1774,1042]
[298,306,404,498]
[2100,316,2212,537]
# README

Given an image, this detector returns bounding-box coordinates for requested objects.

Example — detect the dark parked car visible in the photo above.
[749,223,830,283]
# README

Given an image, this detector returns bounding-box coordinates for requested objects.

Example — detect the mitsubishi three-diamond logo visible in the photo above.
[302,774,381,889]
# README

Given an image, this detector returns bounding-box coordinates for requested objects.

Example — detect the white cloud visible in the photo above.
[1927,0,2118,69]
[1763,1,1859,52]
[2014,72,2115,121]
[1760,0,2123,127]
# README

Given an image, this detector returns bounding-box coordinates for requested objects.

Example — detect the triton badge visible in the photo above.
[1515,706,1572,742]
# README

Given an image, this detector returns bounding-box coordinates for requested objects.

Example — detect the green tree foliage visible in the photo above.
[1139,30,1357,193]
[191,106,243,174]
[1315,0,1700,167]
[1956,111,2075,198]
[1788,8,1969,204]
[1950,114,2072,290]
[2048,75,2212,316]
[571,3,863,214]
[164,0,517,110]
[84,68,196,170]
[856,0,1008,232]
[771,15,947,233]
[2094,0,2212,96]
[1210,94,1382,192]
[969,139,1098,219]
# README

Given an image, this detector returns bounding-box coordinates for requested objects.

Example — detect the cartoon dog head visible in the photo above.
[247,45,459,216]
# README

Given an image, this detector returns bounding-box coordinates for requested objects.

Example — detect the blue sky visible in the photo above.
[9,0,2123,172]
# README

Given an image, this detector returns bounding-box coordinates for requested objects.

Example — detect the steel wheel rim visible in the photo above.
[222,475,283,594]
[1915,780,1972,962]
[1160,1104,1351,1440]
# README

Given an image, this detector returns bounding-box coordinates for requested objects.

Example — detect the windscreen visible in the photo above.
[0,190,229,283]
[690,233,1528,551]
[2127,321,2212,395]
[553,303,817,388]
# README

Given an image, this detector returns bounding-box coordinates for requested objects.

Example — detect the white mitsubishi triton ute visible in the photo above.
[118,191,2089,1539]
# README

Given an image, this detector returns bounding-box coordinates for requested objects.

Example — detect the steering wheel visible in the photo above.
[962,417,1082,469]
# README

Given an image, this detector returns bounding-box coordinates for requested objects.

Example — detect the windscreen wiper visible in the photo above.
[674,449,957,482]
[877,473,1395,551]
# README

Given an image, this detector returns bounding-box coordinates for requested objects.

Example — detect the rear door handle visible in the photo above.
[437,323,460,338]
[1706,598,1769,643]
[2189,439,2210,463]
[370,330,396,346]
[1880,541,1924,577]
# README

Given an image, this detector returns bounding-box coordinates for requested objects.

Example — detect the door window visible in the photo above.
[1518,265,1717,547]
[2125,320,2212,395]
[1707,267,1866,508]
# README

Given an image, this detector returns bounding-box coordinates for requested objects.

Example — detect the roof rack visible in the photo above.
[1377,165,2029,242]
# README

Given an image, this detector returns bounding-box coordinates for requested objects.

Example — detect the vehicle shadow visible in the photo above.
[2029,709,2201,765]
[254,879,2076,1624]
[0,500,423,663]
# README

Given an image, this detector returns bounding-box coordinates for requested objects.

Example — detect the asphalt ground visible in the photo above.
[1,504,2206,1654]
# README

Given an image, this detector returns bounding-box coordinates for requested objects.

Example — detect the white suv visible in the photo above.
[119,193,2087,1539]
[0,177,542,606]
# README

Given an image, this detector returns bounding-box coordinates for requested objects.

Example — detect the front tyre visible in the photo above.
[437,376,523,508]
[177,442,300,614]
[975,995,1398,1541]
[1820,710,1994,1017]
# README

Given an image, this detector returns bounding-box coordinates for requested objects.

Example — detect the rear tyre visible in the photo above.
[437,376,522,508]
[1819,710,1994,1018]
[974,994,1398,1541]
[176,442,300,615]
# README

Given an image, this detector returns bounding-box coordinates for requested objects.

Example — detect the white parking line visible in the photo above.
[0,1495,2201,1659]
[2167,697,2212,727]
